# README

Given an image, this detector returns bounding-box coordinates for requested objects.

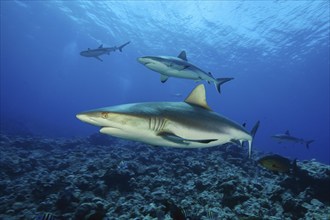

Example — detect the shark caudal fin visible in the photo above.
[250,121,260,138]
[118,41,130,52]
[248,121,260,158]
[306,140,314,149]
[214,78,234,93]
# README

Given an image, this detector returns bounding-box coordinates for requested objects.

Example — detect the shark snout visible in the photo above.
[137,57,149,65]
[137,56,159,65]
[76,111,118,128]
[76,113,91,123]
[76,113,100,126]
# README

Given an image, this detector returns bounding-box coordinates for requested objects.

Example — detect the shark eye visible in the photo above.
[101,112,109,119]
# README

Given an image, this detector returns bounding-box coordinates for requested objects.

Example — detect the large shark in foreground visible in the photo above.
[76,85,259,157]
[272,131,314,149]
[80,41,130,61]
[137,51,233,93]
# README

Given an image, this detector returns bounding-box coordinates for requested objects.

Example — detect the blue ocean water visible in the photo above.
[1,1,329,164]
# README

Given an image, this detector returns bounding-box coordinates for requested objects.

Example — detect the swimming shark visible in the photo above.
[137,51,234,93]
[272,130,314,149]
[76,84,259,157]
[80,41,130,61]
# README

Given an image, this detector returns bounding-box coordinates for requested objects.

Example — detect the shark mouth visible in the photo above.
[101,126,122,130]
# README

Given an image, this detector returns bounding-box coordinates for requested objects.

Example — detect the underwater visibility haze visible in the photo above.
[0,1,330,219]
[1,1,329,163]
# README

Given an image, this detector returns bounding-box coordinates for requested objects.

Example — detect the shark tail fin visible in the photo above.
[250,121,260,138]
[248,121,260,158]
[214,78,234,93]
[306,140,314,149]
[118,41,130,52]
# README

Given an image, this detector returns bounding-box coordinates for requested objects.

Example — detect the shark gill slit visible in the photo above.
[160,118,166,130]
[158,118,163,131]
[157,117,166,132]
[148,117,151,130]
[149,117,166,132]
[152,117,156,131]
[156,117,161,131]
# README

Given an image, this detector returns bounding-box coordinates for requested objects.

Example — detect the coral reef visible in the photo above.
[0,133,329,219]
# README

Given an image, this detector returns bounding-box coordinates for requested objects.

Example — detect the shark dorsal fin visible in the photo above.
[184,84,211,110]
[285,130,290,135]
[99,44,103,48]
[178,51,187,61]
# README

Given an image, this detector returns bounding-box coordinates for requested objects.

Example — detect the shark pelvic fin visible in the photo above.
[160,74,169,83]
[184,84,211,110]
[99,44,103,48]
[178,50,187,61]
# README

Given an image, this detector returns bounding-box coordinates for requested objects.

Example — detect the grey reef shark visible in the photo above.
[76,84,260,158]
[272,130,314,149]
[137,51,234,94]
[80,41,130,61]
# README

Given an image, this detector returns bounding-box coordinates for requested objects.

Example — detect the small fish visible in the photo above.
[171,93,182,97]
[257,154,297,173]
[36,213,55,220]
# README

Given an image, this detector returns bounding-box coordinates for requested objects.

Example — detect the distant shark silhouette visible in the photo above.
[76,84,259,158]
[80,41,130,61]
[138,51,233,93]
[272,130,314,149]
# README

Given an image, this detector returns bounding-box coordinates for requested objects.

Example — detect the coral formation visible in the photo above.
[0,133,329,219]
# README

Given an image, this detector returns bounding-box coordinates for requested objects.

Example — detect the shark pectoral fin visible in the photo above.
[157,132,217,145]
[99,44,103,48]
[160,75,169,83]
[180,65,190,70]
[178,50,187,61]
[95,56,103,62]
[157,132,188,145]
[194,139,218,144]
